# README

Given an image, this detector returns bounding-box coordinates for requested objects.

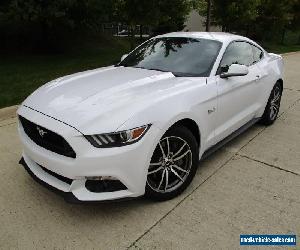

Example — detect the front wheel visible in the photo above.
[260,81,283,125]
[145,126,199,201]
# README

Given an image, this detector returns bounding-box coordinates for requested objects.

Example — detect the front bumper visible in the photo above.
[19,157,80,203]
[19,157,137,203]
[17,105,162,202]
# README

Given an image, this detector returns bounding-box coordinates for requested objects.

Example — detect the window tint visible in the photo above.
[252,45,263,63]
[220,41,254,68]
[119,37,222,77]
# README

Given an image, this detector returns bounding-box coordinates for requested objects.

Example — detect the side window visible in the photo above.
[219,41,254,73]
[252,45,263,64]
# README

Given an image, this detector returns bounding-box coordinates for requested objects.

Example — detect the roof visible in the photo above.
[157,32,249,44]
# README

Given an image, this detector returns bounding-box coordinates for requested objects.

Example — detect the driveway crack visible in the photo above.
[0,121,16,128]
[237,153,299,177]
[283,87,300,92]
[127,154,236,249]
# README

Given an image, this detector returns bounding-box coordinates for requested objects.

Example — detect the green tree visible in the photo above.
[115,0,192,35]
[194,0,296,43]
[288,0,300,43]
[0,0,116,51]
[193,0,260,33]
[155,0,192,33]
[212,0,260,33]
[255,0,292,42]
[115,0,191,48]
[114,0,159,36]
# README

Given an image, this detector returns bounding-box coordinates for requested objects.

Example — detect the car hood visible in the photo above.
[23,66,205,134]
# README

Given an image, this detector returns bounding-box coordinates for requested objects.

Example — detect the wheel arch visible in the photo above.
[167,118,201,147]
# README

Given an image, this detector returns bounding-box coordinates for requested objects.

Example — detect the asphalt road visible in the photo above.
[0,52,299,250]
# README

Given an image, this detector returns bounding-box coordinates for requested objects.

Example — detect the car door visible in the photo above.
[251,45,272,111]
[214,41,262,142]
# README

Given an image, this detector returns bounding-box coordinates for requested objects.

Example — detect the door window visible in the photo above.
[219,41,255,73]
[252,45,264,64]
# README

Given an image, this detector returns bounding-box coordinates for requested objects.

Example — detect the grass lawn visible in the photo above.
[263,43,300,54]
[0,37,132,108]
[0,36,299,109]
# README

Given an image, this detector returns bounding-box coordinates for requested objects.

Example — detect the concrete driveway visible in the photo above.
[0,52,299,250]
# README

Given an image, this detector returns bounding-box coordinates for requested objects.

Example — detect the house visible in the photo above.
[184,10,221,32]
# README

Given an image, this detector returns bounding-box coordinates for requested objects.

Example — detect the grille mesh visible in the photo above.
[19,116,76,158]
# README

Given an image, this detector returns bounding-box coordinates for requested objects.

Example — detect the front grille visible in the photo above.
[19,116,76,158]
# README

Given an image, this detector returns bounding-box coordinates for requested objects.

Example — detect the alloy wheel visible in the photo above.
[269,85,281,120]
[147,136,192,193]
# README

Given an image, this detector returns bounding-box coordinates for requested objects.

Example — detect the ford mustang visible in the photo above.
[17,32,283,202]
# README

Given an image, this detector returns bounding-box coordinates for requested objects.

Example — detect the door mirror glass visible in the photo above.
[220,64,249,78]
[120,54,128,62]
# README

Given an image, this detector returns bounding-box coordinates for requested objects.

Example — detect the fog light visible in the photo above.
[85,178,127,193]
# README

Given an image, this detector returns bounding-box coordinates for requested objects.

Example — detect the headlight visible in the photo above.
[85,125,150,148]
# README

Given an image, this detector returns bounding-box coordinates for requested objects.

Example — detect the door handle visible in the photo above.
[255,75,261,81]
[208,107,216,114]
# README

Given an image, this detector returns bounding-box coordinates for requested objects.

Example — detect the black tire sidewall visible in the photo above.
[145,126,199,201]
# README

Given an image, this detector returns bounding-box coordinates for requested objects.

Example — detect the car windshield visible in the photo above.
[119,37,222,77]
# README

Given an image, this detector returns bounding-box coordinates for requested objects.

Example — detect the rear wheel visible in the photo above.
[145,126,199,201]
[260,81,282,125]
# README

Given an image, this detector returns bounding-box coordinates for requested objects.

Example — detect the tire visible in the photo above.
[145,126,199,201]
[260,81,283,126]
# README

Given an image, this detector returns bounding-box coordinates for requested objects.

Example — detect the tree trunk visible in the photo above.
[281,28,286,45]
[246,24,250,37]
[129,25,135,50]
[40,18,49,51]
[140,25,143,39]
[206,0,211,32]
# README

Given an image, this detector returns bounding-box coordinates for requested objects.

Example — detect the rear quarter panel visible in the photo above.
[255,53,283,117]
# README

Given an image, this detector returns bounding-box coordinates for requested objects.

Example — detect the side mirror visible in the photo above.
[220,64,249,78]
[120,54,128,62]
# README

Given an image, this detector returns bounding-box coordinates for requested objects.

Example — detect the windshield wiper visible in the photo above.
[132,66,147,70]
[172,72,202,77]
[132,66,169,73]
[147,68,169,73]
[124,66,200,77]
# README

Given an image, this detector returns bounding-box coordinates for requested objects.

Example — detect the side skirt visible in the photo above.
[201,118,261,161]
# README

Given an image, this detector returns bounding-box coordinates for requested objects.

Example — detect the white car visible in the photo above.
[18,32,283,202]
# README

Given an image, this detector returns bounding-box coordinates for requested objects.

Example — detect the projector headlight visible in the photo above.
[85,125,150,148]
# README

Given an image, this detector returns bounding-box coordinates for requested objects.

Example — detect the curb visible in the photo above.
[0,105,18,122]
[281,51,300,56]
